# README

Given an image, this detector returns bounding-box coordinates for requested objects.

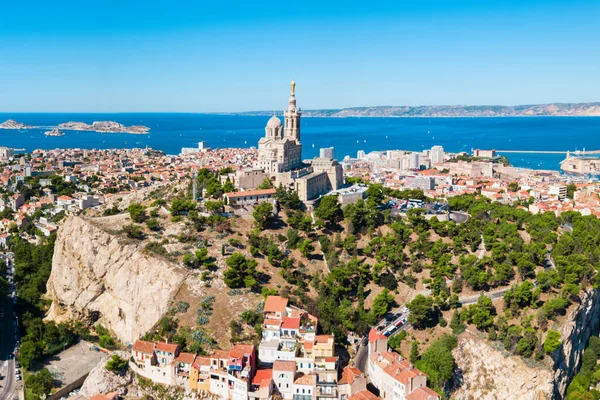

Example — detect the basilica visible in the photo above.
[249,81,343,204]
[257,80,303,174]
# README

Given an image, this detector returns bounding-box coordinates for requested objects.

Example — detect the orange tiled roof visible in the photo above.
[406,387,440,400]
[368,328,386,344]
[264,296,289,313]
[349,390,379,400]
[294,373,316,385]
[281,317,300,330]
[252,369,273,387]
[339,366,363,385]
[273,360,296,372]
[155,342,179,354]
[132,340,154,354]
[174,352,196,364]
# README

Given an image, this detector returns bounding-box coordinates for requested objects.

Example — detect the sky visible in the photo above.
[0,0,599,112]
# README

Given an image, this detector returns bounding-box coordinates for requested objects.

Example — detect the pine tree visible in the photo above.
[410,341,419,363]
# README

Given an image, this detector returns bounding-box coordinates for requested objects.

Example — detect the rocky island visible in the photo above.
[0,119,34,129]
[58,121,150,134]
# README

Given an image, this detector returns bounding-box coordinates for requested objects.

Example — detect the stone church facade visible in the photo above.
[237,81,344,205]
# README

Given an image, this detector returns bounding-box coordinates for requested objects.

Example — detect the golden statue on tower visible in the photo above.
[290,79,296,95]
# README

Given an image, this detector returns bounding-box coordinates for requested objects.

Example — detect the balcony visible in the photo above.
[316,387,338,398]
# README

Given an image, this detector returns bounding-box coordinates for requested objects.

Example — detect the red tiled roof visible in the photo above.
[294,373,316,385]
[281,317,300,330]
[406,387,440,400]
[264,296,289,313]
[339,366,363,385]
[252,369,273,387]
[155,342,179,354]
[314,335,334,344]
[211,349,230,360]
[368,328,387,344]
[230,344,254,358]
[192,356,211,369]
[273,360,296,372]
[132,340,154,354]
[349,390,379,400]
[174,352,196,364]
[264,318,282,327]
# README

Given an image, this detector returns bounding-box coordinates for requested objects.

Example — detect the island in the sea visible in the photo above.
[44,128,65,137]
[58,121,150,134]
[0,119,34,129]
[0,119,150,134]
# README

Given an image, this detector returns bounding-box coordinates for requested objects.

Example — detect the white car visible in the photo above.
[402,307,409,314]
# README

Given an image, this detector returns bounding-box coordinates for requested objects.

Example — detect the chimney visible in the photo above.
[409,363,414,370]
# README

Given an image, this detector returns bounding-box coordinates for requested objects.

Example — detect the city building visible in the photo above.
[320,147,335,159]
[549,184,568,200]
[429,146,444,165]
[181,141,210,155]
[0,147,15,160]
[224,188,277,206]
[367,329,439,400]
[472,149,497,158]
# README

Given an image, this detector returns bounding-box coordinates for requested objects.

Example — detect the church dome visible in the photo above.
[267,115,282,129]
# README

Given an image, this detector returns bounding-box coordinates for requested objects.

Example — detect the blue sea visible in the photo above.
[1,113,600,171]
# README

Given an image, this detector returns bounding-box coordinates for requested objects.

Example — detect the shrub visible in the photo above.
[106,354,128,373]
[543,330,561,353]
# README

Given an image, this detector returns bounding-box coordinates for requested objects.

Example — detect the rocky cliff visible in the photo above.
[452,289,600,400]
[46,216,186,343]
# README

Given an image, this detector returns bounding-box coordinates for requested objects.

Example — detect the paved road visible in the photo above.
[355,307,411,375]
[0,253,18,400]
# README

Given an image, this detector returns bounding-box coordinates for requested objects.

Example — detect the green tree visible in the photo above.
[222,178,235,193]
[508,182,520,192]
[224,253,260,289]
[416,335,458,390]
[25,368,54,397]
[371,288,394,318]
[543,330,561,353]
[315,195,343,228]
[106,354,128,373]
[470,295,495,331]
[253,202,274,229]
[18,340,42,369]
[127,203,146,222]
[257,178,274,189]
[204,200,224,214]
[122,224,144,239]
[407,294,435,329]
[566,183,577,199]
[299,239,314,258]
[145,218,160,231]
[410,341,419,363]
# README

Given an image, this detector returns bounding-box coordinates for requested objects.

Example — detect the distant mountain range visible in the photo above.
[234,102,600,118]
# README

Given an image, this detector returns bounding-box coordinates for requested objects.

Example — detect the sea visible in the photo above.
[1,113,600,171]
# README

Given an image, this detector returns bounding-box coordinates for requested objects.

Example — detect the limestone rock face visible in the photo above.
[452,336,554,400]
[452,289,600,400]
[79,352,133,397]
[46,216,186,343]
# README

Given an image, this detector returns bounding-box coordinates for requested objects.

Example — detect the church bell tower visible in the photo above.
[284,79,301,142]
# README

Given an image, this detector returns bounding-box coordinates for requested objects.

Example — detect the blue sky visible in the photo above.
[0,0,598,112]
